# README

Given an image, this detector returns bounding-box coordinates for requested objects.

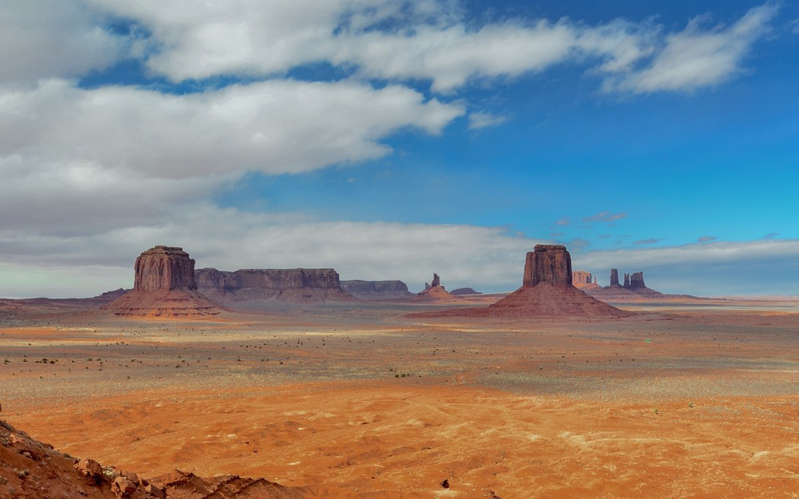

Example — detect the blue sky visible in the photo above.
[0,0,797,297]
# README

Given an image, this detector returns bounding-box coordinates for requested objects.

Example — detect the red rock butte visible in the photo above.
[134,246,197,292]
[488,245,627,318]
[416,273,454,300]
[107,246,220,317]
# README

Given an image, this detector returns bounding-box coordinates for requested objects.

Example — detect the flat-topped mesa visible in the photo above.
[522,245,572,288]
[609,268,621,288]
[195,267,353,304]
[134,246,197,292]
[340,280,412,300]
[629,272,646,290]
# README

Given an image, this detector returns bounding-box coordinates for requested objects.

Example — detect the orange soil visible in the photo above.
[14,383,799,498]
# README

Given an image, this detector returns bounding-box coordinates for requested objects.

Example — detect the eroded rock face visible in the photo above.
[629,272,646,290]
[610,269,621,288]
[196,268,352,304]
[623,273,631,289]
[522,245,572,288]
[340,280,412,300]
[134,246,196,292]
[417,273,453,300]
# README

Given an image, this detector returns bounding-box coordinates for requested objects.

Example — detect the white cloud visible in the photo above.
[607,4,778,93]
[78,1,775,95]
[0,79,462,180]
[0,0,125,86]
[468,111,507,130]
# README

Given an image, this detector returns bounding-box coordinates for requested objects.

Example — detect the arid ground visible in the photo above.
[3,298,799,497]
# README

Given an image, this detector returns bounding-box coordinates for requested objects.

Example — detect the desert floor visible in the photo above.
[3,298,799,497]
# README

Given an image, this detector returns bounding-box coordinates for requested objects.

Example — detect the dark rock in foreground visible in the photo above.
[0,419,305,498]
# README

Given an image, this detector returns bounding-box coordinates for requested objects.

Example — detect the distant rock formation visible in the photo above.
[609,268,621,288]
[196,268,353,304]
[450,287,482,295]
[488,245,627,317]
[629,272,646,290]
[590,269,662,299]
[107,246,220,317]
[572,271,599,290]
[340,280,413,300]
[417,273,454,300]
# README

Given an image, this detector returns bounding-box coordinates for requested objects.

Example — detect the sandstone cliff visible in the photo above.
[340,280,413,300]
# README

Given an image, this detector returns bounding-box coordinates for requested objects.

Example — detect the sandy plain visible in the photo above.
[3,297,799,497]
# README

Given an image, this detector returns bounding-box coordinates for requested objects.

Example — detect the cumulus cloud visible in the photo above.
[0,0,126,86]
[0,79,462,180]
[76,0,774,94]
[606,4,778,93]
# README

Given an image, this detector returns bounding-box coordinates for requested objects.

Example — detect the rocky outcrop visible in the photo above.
[629,272,646,290]
[107,246,220,317]
[134,246,197,292]
[572,271,599,290]
[450,288,482,295]
[417,273,454,300]
[196,268,353,304]
[609,269,621,288]
[340,280,413,300]
[488,245,627,318]
[0,419,305,498]
[590,270,662,299]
